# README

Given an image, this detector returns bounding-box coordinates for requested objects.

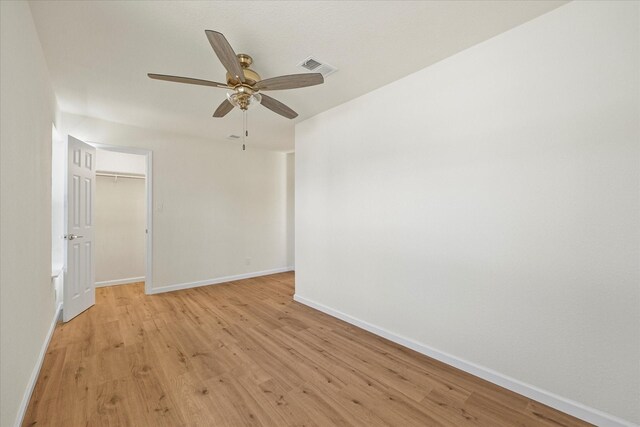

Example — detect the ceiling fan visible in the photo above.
[148,30,324,120]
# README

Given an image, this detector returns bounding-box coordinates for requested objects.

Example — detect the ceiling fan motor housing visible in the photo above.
[226,54,261,87]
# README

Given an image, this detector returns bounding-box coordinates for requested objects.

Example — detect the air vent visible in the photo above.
[227,134,240,140]
[297,56,338,77]
[301,58,322,70]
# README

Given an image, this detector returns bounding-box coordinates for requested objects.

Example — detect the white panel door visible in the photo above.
[63,136,96,322]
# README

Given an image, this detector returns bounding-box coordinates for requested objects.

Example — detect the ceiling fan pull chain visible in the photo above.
[242,110,247,151]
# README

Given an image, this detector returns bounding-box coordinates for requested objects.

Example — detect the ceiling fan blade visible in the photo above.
[205,30,245,83]
[255,73,324,91]
[213,99,234,117]
[148,74,229,89]
[260,94,298,119]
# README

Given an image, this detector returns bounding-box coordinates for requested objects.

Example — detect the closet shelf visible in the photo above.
[96,171,145,180]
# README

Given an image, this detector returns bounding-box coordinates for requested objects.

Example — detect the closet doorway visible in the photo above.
[92,144,153,293]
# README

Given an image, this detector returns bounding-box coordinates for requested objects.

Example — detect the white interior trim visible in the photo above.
[51,263,63,279]
[148,267,293,295]
[293,294,637,427]
[95,276,145,287]
[14,303,63,427]
[88,143,153,295]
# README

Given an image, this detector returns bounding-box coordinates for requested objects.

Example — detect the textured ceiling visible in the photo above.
[29,1,567,151]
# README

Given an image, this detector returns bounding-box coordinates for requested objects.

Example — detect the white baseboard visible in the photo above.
[293,294,636,427]
[95,276,145,287]
[148,267,294,295]
[14,302,63,427]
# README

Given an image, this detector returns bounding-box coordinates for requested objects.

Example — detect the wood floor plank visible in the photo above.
[22,273,592,426]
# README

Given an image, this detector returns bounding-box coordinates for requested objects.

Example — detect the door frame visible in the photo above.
[89,143,154,294]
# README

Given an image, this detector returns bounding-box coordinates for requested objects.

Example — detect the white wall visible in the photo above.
[287,153,295,268]
[51,125,65,305]
[60,113,289,293]
[95,174,146,284]
[0,2,58,426]
[295,1,639,424]
[96,149,146,175]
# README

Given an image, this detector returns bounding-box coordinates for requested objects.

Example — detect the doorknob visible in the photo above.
[64,234,84,240]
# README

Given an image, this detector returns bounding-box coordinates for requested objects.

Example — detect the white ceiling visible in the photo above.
[29,0,566,152]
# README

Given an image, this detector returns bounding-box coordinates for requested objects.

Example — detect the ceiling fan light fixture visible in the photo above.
[227,91,262,111]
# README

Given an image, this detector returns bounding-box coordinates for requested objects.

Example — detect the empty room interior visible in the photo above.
[1,1,639,426]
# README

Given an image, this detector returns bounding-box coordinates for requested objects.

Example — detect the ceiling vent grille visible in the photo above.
[301,58,322,70]
[298,56,338,77]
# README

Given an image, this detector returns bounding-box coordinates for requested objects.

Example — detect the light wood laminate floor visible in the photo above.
[24,272,591,426]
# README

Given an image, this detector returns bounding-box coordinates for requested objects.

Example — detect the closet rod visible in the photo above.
[96,172,145,180]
